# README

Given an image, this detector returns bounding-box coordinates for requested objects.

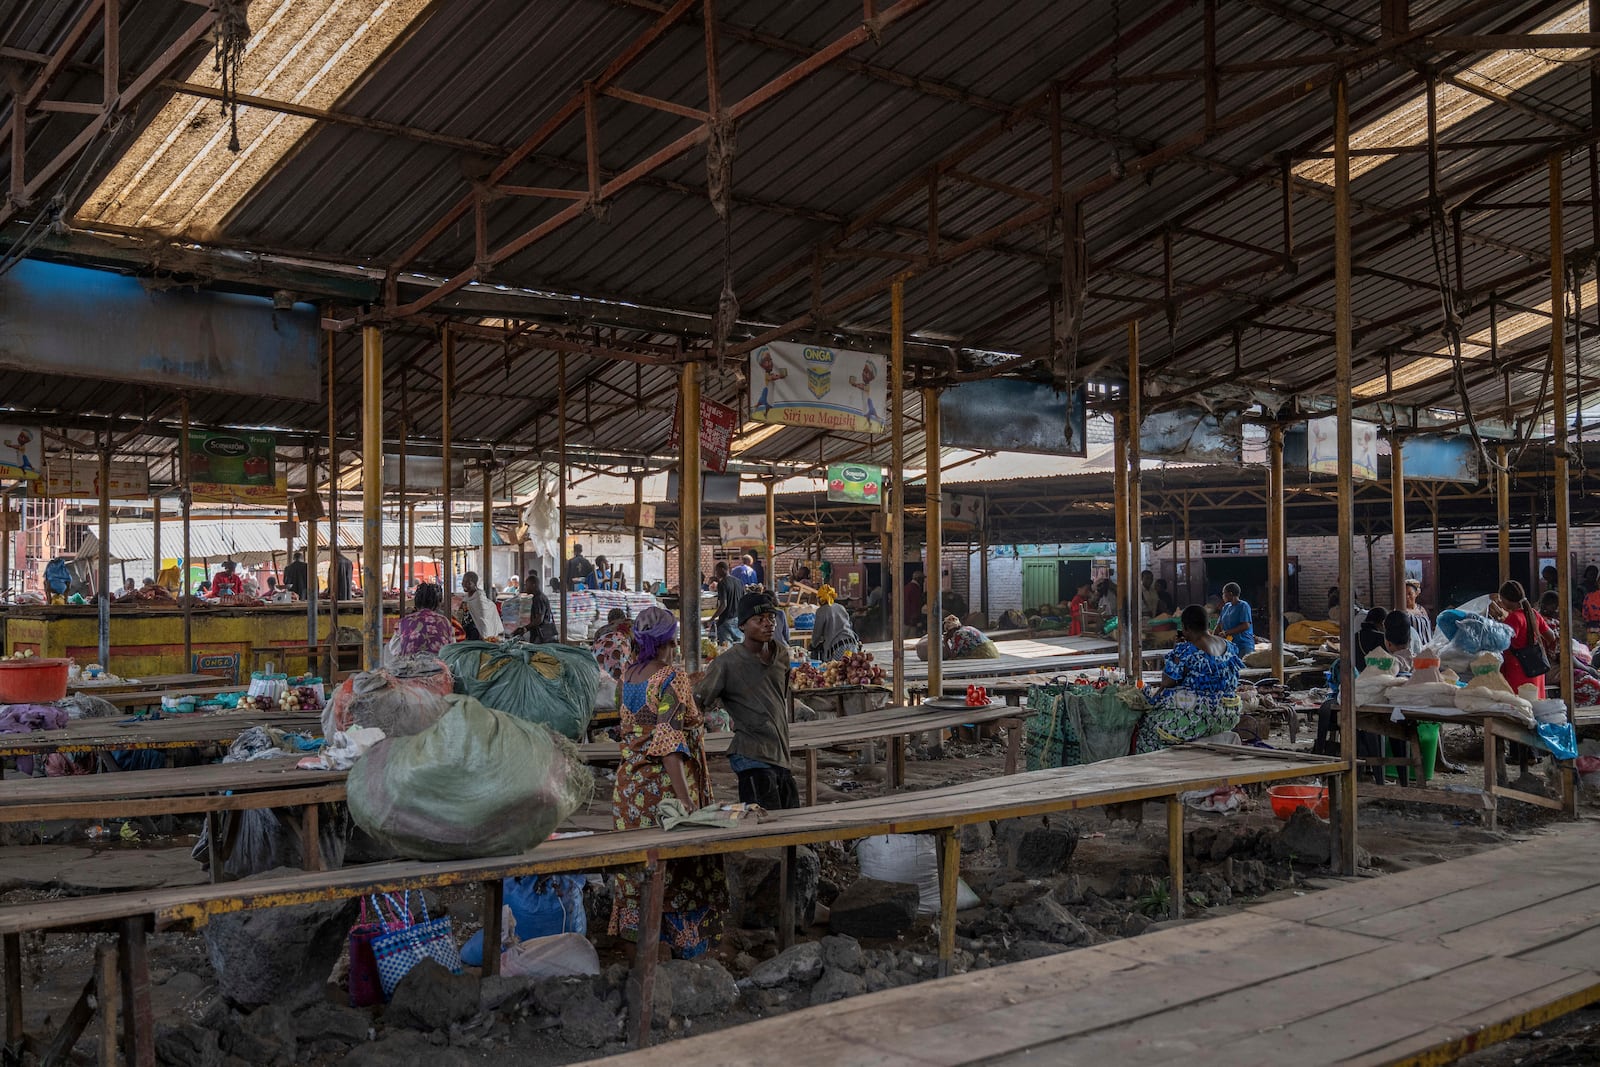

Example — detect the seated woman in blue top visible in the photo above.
[1136,605,1244,753]
[1217,582,1255,657]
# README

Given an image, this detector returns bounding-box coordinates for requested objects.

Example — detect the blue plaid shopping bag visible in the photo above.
[371,891,463,998]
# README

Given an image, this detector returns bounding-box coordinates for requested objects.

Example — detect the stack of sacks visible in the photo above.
[1435,609,1512,673]
[1452,651,1534,724]
[1352,654,1401,705]
[1386,654,1458,707]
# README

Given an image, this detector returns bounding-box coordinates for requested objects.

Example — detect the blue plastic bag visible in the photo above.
[459,874,587,966]
[1536,722,1578,761]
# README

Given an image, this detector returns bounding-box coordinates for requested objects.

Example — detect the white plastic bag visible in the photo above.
[856,833,979,916]
[500,933,601,978]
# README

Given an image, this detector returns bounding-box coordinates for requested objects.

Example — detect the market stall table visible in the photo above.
[787,683,891,721]
[67,673,219,696]
[0,743,1340,1057]
[0,709,323,778]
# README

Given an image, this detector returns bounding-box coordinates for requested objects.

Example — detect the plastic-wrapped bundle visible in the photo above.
[1435,610,1513,672]
[439,641,600,740]
[1352,655,1401,706]
[324,662,452,738]
[347,695,594,861]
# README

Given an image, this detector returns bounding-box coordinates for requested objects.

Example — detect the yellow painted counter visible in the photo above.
[1,603,394,683]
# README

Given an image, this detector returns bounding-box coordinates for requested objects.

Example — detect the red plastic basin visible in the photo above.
[0,658,70,703]
[1267,784,1329,821]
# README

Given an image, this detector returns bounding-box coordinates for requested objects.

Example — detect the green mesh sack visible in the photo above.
[1023,684,1081,771]
[439,641,600,740]
[347,694,594,861]
[1064,685,1146,764]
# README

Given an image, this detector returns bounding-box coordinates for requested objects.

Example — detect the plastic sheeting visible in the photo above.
[439,641,599,740]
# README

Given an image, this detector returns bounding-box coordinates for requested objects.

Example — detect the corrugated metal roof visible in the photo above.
[3,0,1596,477]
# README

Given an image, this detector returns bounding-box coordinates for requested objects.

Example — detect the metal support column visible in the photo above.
[180,397,193,668]
[327,332,341,673]
[1551,155,1578,721]
[1391,432,1407,607]
[361,326,384,669]
[923,386,943,699]
[1331,76,1359,875]
[978,516,990,626]
[97,437,111,670]
[890,279,907,706]
[1125,322,1143,678]
[634,474,645,592]
[680,362,702,671]
[764,479,777,590]
[558,354,569,641]
[304,444,318,644]
[481,463,494,593]
[441,325,454,601]
[1267,424,1286,682]
[1497,445,1511,581]
[150,486,160,591]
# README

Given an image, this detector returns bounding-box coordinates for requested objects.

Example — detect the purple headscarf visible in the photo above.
[632,606,679,663]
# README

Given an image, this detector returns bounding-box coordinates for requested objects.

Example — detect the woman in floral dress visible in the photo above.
[385,582,456,664]
[608,607,727,958]
[1136,604,1243,753]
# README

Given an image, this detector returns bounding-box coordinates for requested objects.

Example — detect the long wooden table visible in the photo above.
[0,709,323,777]
[597,822,1600,1067]
[67,672,220,696]
[0,744,1338,1061]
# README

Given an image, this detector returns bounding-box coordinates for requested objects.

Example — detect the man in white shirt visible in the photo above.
[459,571,505,640]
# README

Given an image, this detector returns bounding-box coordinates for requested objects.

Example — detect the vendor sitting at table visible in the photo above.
[811,584,861,662]
[1136,604,1243,753]
[940,614,999,660]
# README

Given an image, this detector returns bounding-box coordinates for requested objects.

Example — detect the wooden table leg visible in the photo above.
[890,736,906,789]
[626,858,665,1048]
[1287,701,1298,744]
[777,845,795,950]
[300,804,323,872]
[1167,796,1184,921]
[98,941,118,1067]
[119,917,154,1067]
[1483,725,1500,831]
[481,879,504,977]
[805,749,818,807]
[1001,718,1022,776]
[4,932,21,1053]
[937,829,959,978]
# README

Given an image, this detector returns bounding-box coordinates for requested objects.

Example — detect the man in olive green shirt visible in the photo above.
[694,590,799,809]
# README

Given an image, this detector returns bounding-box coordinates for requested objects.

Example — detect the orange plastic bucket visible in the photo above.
[0,658,70,703]
[1267,784,1329,820]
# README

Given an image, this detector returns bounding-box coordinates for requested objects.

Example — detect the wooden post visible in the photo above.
[4,932,20,1051]
[1113,411,1129,672]
[150,486,160,590]
[119,917,153,1067]
[441,325,454,605]
[559,354,569,643]
[180,397,193,669]
[1551,154,1578,724]
[1331,76,1359,875]
[1497,445,1511,582]
[1167,795,1185,920]
[361,325,384,669]
[96,941,118,1067]
[890,278,907,705]
[1391,430,1407,608]
[328,331,341,674]
[978,514,990,626]
[634,474,645,592]
[924,386,943,699]
[680,361,702,670]
[304,444,318,645]
[1267,424,1286,683]
[1125,322,1143,677]
[764,478,777,590]
[937,828,959,977]
[481,462,494,593]
[1183,497,1193,604]
[97,437,111,670]
[0,489,9,602]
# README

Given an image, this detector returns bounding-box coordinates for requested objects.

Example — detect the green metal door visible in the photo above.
[1022,559,1060,611]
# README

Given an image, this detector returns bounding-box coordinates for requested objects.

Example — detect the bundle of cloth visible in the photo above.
[1384,655,1459,707]
[1352,653,1402,705]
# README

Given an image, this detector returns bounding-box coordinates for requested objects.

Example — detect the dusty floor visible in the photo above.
[0,716,1589,1065]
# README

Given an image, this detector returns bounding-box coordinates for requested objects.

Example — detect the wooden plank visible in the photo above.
[595,915,1388,1066]
[1337,874,1600,944]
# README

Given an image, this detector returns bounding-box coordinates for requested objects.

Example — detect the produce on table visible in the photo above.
[790,663,827,690]
[823,650,886,687]
[2,650,35,660]
[278,685,324,711]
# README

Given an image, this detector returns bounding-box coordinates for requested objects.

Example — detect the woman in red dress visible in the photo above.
[1496,580,1556,698]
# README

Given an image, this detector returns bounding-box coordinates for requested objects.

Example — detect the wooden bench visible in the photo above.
[1355,702,1582,825]
[0,709,323,778]
[0,745,1338,1061]
[599,823,1600,1066]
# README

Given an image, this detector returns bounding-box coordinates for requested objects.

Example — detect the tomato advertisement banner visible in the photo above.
[718,514,767,552]
[749,341,886,434]
[187,430,287,503]
[826,463,884,504]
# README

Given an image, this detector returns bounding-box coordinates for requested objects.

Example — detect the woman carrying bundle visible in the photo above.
[609,607,727,958]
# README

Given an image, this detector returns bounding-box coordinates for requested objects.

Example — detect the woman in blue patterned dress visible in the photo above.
[608,607,727,958]
[1136,604,1243,753]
